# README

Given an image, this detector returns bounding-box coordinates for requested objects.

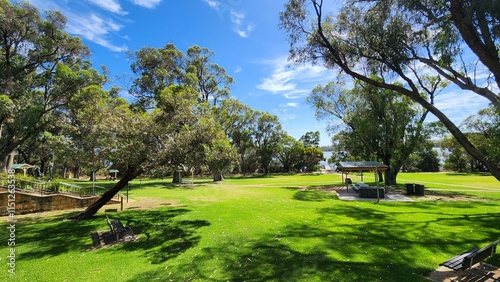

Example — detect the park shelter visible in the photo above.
[11,163,38,176]
[109,169,119,179]
[338,161,388,183]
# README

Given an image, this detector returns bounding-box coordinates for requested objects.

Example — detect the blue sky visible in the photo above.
[23,0,492,146]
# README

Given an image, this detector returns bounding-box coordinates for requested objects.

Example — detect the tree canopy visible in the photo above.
[280,0,500,181]
[0,0,99,171]
[309,79,426,184]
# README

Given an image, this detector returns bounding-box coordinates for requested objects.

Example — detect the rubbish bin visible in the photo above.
[405,183,414,195]
[414,184,425,196]
[173,170,183,184]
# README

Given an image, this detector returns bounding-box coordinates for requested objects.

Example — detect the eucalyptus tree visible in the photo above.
[129,44,236,179]
[299,131,321,148]
[0,1,101,171]
[280,0,500,181]
[70,84,201,220]
[128,43,186,110]
[253,112,285,175]
[187,45,234,105]
[199,117,239,181]
[64,86,133,180]
[439,106,500,172]
[276,133,305,172]
[308,79,426,185]
[213,98,257,173]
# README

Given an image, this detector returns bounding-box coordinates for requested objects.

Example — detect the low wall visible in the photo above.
[0,188,109,216]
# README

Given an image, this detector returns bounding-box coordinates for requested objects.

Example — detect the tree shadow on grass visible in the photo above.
[10,212,102,261]
[125,201,500,281]
[288,188,338,202]
[113,208,210,264]
[125,223,431,282]
[12,207,209,266]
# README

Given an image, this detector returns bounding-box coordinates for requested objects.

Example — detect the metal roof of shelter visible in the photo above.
[338,161,388,171]
[11,163,38,176]
[11,163,37,170]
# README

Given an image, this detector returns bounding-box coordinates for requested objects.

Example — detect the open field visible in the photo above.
[1,173,500,281]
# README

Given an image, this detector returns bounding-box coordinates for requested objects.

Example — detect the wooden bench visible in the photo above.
[106,214,135,241]
[91,215,135,247]
[439,240,498,281]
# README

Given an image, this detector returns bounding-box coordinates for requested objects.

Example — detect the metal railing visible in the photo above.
[0,176,109,198]
[0,177,59,195]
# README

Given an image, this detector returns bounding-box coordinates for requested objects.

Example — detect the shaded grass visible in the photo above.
[1,173,499,281]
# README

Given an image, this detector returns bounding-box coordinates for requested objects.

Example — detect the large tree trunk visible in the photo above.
[172,170,182,184]
[213,172,224,182]
[384,170,397,186]
[68,166,144,220]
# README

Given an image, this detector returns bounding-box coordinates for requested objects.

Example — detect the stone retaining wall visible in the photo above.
[0,188,106,216]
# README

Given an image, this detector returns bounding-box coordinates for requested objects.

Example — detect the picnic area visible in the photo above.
[1,172,499,282]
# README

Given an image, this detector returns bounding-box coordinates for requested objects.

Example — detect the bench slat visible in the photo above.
[465,240,499,270]
[440,240,499,272]
[440,248,479,271]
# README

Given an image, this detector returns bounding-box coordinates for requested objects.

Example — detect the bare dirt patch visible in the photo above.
[117,197,183,211]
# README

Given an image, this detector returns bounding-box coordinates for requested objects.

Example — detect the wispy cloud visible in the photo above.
[130,0,163,9]
[257,56,336,98]
[203,0,220,10]
[66,13,127,52]
[234,66,242,73]
[203,0,254,38]
[433,89,490,125]
[283,102,298,108]
[89,0,127,15]
[230,11,254,38]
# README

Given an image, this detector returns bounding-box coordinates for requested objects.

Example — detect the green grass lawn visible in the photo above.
[2,173,500,281]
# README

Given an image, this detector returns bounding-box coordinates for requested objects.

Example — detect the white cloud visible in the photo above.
[234,66,242,73]
[433,89,490,124]
[203,2,254,38]
[129,0,163,9]
[230,11,254,38]
[66,13,127,52]
[284,102,299,108]
[235,23,254,38]
[230,11,244,25]
[257,56,336,98]
[203,0,220,10]
[89,0,127,15]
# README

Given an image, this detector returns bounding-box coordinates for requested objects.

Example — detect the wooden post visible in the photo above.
[120,196,123,211]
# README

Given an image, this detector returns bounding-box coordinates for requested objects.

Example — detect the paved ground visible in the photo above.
[334,187,414,202]
[427,264,500,282]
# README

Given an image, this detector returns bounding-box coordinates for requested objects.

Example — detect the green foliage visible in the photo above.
[299,131,321,147]
[280,0,500,181]
[309,79,426,184]
[0,0,99,169]
[276,134,305,172]
[186,45,234,105]
[254,112,284,174]
[415,146,441,172]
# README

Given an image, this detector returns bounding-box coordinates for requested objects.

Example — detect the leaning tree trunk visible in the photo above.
[68,166,144,220]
